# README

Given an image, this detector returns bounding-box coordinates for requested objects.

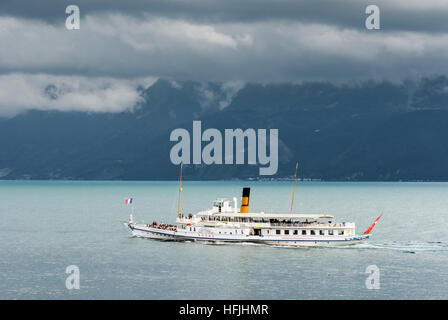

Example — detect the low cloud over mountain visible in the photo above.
[1,1,448,95]
[2,1,448,180]
[2,78,448,181]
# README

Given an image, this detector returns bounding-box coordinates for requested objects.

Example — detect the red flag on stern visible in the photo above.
[363,215,382,235]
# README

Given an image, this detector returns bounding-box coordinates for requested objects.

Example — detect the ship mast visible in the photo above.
[290,162,298,215]
[177,163,183,218]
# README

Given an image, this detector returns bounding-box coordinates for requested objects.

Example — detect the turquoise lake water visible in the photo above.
[0,180,447,299]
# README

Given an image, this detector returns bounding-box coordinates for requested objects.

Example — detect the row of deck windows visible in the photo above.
[272,229,344,236]
[212,229,344,236]
[181,225,344,236]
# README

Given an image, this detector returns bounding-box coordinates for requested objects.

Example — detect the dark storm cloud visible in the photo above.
[1,13,447,82]
[1,0,448,33]
[1,0,448,115]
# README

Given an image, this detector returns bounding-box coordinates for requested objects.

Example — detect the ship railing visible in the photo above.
[269,222,347,228]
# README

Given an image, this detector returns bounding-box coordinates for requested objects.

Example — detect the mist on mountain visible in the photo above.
[1,76,448,181]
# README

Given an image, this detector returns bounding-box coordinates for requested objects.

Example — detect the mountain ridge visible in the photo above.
[2,77,448,181]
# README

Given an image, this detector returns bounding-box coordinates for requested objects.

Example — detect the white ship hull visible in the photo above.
[122,186,381,248]
[125,222,370,247]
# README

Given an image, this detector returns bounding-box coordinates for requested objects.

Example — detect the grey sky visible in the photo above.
[2,0,448,32]
[0,0,447,115]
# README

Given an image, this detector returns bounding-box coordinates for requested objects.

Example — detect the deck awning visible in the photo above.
[201,212,334,219]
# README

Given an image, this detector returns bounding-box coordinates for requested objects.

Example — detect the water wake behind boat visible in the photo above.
[323,241,448,253]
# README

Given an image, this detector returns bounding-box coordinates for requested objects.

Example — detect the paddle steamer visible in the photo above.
[123,165,381,247]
